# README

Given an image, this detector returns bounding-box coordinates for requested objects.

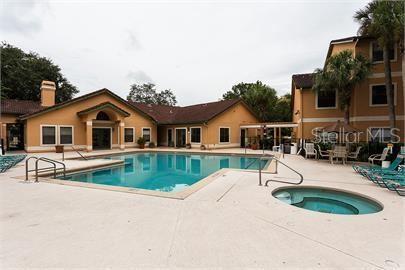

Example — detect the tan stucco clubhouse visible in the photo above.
[0,81,260,152]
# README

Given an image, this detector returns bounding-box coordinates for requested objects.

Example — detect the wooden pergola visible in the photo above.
[240,122,298,146]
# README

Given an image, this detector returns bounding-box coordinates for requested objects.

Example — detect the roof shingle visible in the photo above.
[292,73,315,89]
[1,99,43,115]
[130,99,243,124]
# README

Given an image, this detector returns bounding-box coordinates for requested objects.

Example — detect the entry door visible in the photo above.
[93,128,111,150]
[175,129,186,148]
[6,123,24,151]
[240,129,246,148]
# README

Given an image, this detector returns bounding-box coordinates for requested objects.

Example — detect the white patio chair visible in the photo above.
[317,144,330,160]
[368,147,389,165]
[304,143,317,159]
[347,146,362,162]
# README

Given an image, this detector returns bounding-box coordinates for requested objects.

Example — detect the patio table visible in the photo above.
[327,148,348,165]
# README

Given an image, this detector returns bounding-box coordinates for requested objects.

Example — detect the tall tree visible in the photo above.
[223,81,278,122]
[0,42,78,102]
[313,50,371,124]
[155,89,177,106]
[127,83,177,106]
[274,94,292,122]
[354,0,405,132]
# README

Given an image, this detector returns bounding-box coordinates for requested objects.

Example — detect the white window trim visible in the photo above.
[369,41,397,64]
[92,127,113,149]
[369,83,397,107]
[40,125,58,146]
[219,127,231,144]
[58,125,74,145]
[315,90,338,110]
[167,128,174,146]
[124,127,135,143]
[141,127,152,142]
[175,127,187,147]
[190,126,202,144]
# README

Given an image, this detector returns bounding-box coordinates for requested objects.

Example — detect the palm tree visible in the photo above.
[354,0,405,133]
[313,50,371,124]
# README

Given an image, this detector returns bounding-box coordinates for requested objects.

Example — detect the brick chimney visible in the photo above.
[40,80,56,107]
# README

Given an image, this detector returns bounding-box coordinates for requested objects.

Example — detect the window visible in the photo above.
[59,126,73,145]
[96,111,110,120]
[317,90,336,108]
[124,128,134,143]
[368,127,391,142]
[41,126,56,145]
[190,127,201,143]
[219,127,230,143]
[370,84,395,106]
[371,42,395,62]
[142,128,151,142]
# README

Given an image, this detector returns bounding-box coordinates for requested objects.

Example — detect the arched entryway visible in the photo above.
[77,103,130,151]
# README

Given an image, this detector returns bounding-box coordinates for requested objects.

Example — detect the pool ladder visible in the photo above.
[258,154,303,186]
[25,157,66,182]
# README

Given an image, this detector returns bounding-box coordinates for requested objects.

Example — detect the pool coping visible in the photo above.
[21,151,278,200]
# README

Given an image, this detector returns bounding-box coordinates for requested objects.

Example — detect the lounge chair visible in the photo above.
[368,147,389,165]
[354,156,404,175]
[347,146,362,162]
[367,173,405,196]
[0,154,26,173]
[303,143,317,159]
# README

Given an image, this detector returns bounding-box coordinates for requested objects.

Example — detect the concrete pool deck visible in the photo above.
[0,148,404,269]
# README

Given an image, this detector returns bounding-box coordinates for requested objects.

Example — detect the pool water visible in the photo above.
[273,187,382,215]
[61,153,267,192]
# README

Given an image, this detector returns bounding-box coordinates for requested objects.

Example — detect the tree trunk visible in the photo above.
[344,104,350,125]
[383,44,396,139]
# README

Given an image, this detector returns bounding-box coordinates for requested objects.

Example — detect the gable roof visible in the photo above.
[130,98,251,124]
[19,88,155,121]
[1,99,44,115]
[76,102,130,117]
[292,73,315,89]
[9,88,256,125]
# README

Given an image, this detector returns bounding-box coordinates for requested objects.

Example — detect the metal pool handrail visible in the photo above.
[26,157,66,182]
[35,157,66,182]
[258,154,303,186]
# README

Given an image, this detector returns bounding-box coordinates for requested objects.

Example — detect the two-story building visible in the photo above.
[291,36,404,143]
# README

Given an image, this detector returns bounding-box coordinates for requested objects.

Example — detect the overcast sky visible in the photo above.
[1,0,369,105]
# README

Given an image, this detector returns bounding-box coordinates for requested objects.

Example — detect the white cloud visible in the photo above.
[0,0,49,35]
[126,70,154,84]
[0,0,370,105]
[125,30,142,51]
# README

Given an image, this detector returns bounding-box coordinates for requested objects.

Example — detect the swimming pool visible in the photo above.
[61,153,267,193]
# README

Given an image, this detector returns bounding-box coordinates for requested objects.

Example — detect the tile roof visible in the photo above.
[0,99,43,115]
[130,98,244,124]
[76,102,130,117]
[19,89,154,121]
[8,88,248,124]
[330,35,371,44]
[292,73,315,89]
